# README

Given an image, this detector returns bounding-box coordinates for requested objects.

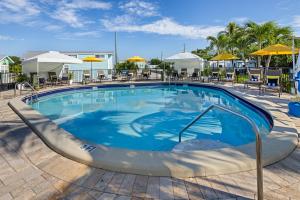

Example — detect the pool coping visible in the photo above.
[8,82,299,178]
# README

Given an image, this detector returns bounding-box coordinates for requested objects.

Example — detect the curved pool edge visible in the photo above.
[8,83,299,178]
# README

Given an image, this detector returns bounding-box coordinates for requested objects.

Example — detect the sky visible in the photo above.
[1,0,300,60]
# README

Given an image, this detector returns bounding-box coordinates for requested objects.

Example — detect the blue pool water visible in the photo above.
[30,85,271,151]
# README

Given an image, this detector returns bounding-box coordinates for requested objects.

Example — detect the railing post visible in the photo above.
[177,105,263,199]
[256,134,263,200]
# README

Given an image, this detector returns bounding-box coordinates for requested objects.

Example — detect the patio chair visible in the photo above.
[38,78,46,88]
[82,70,91,84]
[222,68,236,84]
[142,69,150,80]
[60,76,69,85]
[261,69,282,97]
[48,72,58,85]
[171,71,179,81]
[179,68,187,80]
[121,70,130,81]
[244,68,263,90]
[97,70,105,82]
[209,68,220,82]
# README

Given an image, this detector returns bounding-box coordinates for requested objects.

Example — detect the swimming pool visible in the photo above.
[29,84,271,151]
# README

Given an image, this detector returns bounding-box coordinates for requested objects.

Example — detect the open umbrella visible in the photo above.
[127,56,146,62]
[210,53,239,68]
[210,53,239,61]
[250,44,299,56]
[82,56,104,81]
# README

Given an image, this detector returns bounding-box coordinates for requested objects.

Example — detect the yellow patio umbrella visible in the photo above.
[210,53,239,68]
[210,53,239,61]
[250,44,299,56]
[82,56,104,80]
[127,56,146,62]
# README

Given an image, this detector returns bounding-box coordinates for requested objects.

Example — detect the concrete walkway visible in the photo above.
[0,84,300,200]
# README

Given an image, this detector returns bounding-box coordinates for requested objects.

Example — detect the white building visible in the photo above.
[165,52,204,75]
[23,51,114,82]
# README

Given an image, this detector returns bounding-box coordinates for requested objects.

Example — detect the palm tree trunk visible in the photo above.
[266,55,272,68]
[257,42,262,67]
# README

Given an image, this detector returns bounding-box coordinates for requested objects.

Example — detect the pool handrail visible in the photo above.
[178,104,263,200]
[14,81,38,102]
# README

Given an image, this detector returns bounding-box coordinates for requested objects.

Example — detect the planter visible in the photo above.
[69,80,73,85]
[17,83,25,90]
[288,102,300,117]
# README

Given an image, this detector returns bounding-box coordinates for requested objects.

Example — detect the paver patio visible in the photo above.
[0,83,299,200]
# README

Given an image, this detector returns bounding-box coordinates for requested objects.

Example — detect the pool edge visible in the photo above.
[8,82,299,178]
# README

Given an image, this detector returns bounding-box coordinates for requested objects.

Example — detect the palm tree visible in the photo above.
[245,21,276,67]
[221,22,240,54]
[207,33,229,68]
[265,25,293,67]
[207,33,229,54]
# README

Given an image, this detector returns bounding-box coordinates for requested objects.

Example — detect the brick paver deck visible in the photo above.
[0,84,299,200]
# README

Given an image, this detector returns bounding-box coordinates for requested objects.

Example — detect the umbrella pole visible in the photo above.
[91,62,93,82]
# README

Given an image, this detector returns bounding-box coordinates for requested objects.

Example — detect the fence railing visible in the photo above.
[69,69,163,83]
[0,73,17,84]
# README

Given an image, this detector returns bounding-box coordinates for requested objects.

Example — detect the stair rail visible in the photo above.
[14,81,39,102]
[178,104,263,200]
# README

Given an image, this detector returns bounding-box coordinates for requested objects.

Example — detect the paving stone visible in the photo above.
[0,193,12,200]
[105,173,125,193]
[172,178,189,199]
[118,174,136,196]
[97,192,116,200]
[132,175,148,198]
[159,177,174,200]
[95,172,115,191]
[145,177,160,199]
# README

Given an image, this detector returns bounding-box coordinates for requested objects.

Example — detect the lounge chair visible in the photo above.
[142,69,150,80]
[190,72,199,81]
[222,68,236,84]
[121,70,130,81]
[244,68,263,90]
[179,68,187,80]
[60,76,69,85]
[261,69,282,97]
[97,70,105,82]
[82,70,91,84]
[209,68,220,82]
[48,72,58,85]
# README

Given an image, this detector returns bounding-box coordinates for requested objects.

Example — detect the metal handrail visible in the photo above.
[14,81,39,102]
[178,104,263,200]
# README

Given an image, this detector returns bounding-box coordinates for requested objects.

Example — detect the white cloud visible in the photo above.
[293,15,300,28]
[120,0,158,17]
[44,24,64,31]
[65,0,111,10]
[0,34,14,41]
[51,0,111,28]
[102,17,224,39]
[0,0,40,23]
[231,17,249,24]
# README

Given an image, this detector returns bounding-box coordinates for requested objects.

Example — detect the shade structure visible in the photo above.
[210,53,239,61]
[127,56,146,62]
[82,56,104,81]
[22,51,82,80]
[165,52,204,74]
[250,44,299,56]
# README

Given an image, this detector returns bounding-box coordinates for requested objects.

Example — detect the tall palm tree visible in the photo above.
[207,33,229,68]
[207,33,229,54]
[246,21,276,67]
[221,22,240,54]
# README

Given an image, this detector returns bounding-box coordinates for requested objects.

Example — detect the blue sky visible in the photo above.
[1,0,300,59]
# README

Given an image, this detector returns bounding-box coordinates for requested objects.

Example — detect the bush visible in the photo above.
[16,74,28,83]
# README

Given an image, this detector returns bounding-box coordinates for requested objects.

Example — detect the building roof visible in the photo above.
[0,55,14,64]
[23,50,114,60]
